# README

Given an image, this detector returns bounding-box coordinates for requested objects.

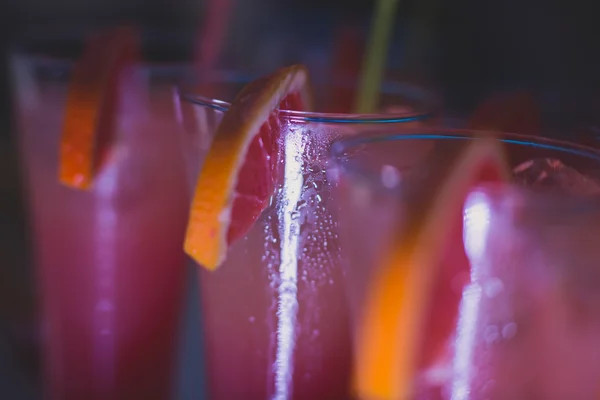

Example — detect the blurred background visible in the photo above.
[1,0,600,398]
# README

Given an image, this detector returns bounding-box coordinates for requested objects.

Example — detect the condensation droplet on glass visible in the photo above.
[502,322,518,339]
[484,325,499,344]
[485,277,504,298]
[381,164,401,189]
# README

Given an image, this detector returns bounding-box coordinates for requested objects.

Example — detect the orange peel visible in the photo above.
[59,26,139,190]
[184,64,313,270]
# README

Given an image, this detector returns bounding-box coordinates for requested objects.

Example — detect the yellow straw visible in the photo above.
[354,0,401,114]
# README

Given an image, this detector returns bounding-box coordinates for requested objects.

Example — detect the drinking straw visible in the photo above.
[329,24,363,113]
[194,0,235,72]
[191,0,235,149]
[354,0,401,114]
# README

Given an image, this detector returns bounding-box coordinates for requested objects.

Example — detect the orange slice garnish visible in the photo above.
[355,136,511,399]
[468,90,541,135]
[184,64,313,270]
[59,26,139,190]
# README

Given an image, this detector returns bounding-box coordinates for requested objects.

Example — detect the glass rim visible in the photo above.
[329,128,600,212]
[176,71,439,124]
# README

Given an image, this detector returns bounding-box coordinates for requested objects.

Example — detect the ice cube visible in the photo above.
[513,158,600,196]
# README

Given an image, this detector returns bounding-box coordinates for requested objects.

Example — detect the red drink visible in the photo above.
[332,130,600,399]
[177,74,433,400]
[12,50,189,399]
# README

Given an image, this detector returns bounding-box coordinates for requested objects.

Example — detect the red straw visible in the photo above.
[194,0,235,73]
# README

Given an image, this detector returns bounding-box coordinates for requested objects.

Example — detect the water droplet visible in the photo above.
[381,165,401,189]
[502,322,517,339]
[248,316,256,323]
[484,325,499,344]
[307,164,318,173]
[485,278,504,298]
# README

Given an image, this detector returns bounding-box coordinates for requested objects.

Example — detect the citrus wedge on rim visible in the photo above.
[184,64,313,270]
[354,136,511,400]
[59,26,139,190]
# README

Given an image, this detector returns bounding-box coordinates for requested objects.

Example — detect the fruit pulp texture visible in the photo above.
[16,74,189,400]
[410,244,600,400]
[449,222,600,400]
[193,111,353,399]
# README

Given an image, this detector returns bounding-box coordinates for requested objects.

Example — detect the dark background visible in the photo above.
[3,0,600,136]
[1,0,600,398]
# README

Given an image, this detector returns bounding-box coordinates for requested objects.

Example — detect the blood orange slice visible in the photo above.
[59,26,139,190]
[184,64,313,270]
[354,136,511,400]
[468,90,541,136]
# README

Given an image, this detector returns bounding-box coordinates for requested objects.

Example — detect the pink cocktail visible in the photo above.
[177,71,434,399]
[11,31,189,400]
[331,129,600,399]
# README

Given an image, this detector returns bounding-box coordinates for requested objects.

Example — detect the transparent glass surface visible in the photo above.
[330,129,600,399]
[176,71,437,400]
[10,28,191,400]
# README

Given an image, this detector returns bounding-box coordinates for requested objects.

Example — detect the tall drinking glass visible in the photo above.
[330,129,600,399]
[10,27,191,400]
[176,71,437,399]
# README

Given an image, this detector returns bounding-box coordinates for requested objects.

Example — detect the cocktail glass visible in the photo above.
[10,27,191,400]
[176,70,437,400]
[330,128,600,399]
